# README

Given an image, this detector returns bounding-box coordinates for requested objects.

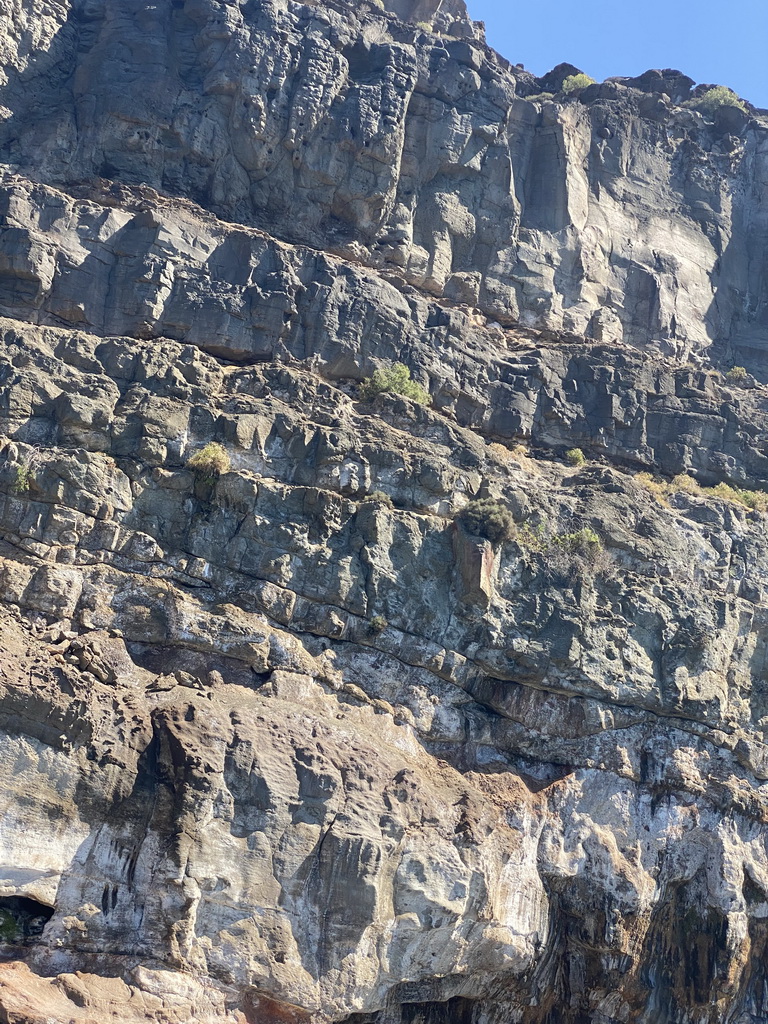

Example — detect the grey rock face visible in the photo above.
[2,2,768,1024]
[1,0,767,370]
[2,178,768,490]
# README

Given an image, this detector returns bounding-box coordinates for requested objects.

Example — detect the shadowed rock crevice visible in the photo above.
[0,898,54,946]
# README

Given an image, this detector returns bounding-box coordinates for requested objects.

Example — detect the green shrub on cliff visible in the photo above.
[554,526,601,554]
[455,498,515,543]
[0,909,17,942]
[359,362,430,406]
[562,73,595,94]
[709,482,768,511]
[11,463,32,495]
[637,471,768,512]
[725,366,748,386]
[687,86,746,117]
[9,447,39,496]
[545,526,609,579]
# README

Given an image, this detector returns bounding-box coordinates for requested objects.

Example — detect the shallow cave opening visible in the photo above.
[402,1000,476,1024]
[0,896,54,944]
[343,999,476,1024]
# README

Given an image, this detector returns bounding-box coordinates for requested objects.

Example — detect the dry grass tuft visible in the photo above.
[636,471,768,511]
[187,442,231,479]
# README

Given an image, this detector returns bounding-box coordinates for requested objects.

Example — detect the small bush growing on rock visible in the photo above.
[554,526,601,554]
[688,86,746,117]
[669,473,700,495]
[186,443,231,480]
[562,73,596,94]
[566,447,586,467]
[9,448,39,496]
[725,366,748,386]
[362,490,394,508]
[515,518,611,577]
[487,441,532,466]
[487,442,513,463]
[635,472,669,504]
[11,464,32,495]
[455,498,515,543]
[487,441,531,465]
[669,474,747,505]
[534,524,610,579]
[369,615,388,633]
[359,362,430,406]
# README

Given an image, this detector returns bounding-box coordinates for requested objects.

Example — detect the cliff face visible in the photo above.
[2,3,768,1024]
[3,0,768,369]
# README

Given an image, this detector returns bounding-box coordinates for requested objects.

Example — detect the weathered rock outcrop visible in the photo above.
[2,2,768,1024]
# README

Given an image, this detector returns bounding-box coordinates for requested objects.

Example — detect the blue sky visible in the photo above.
[466,0,768,109]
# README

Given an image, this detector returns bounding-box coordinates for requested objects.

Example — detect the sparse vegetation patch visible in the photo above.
[515,522,548,552]
[9,448,39,495]
[11,464,32,495]
[708,482,768,511]
[554,526,601,554]
[0,909,18,943]
[362,490,394,508]
[487,441,530,465]
[514,517,608,576]
[637,471,768,511]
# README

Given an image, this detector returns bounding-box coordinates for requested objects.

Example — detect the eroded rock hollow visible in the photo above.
[2,1,768,1022]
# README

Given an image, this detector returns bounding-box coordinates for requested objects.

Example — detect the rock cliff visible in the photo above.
[2,2,768,1023]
